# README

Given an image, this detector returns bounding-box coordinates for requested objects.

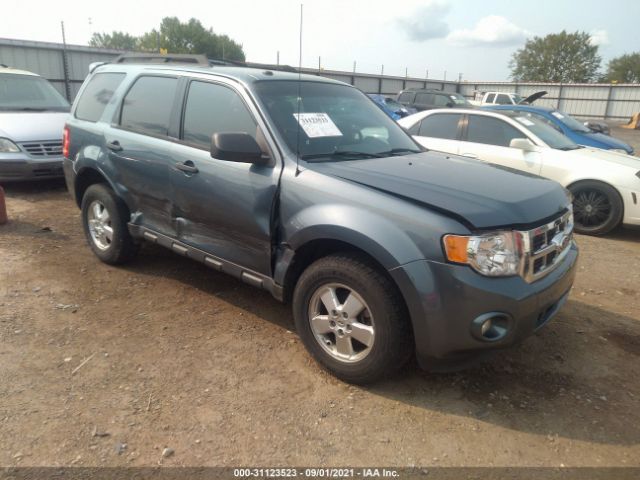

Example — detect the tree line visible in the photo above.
[90,20,639,84]
[89,17,245,62]
[510,30,640,83]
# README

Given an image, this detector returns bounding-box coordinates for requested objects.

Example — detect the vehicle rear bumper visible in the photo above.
[389,241,578,370]
[0,155,64,181]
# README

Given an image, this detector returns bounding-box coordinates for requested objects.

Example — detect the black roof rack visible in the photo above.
[113,53,209,66]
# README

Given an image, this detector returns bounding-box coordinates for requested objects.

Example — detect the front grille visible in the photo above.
[19,140,63,157]
[519,209,574,283]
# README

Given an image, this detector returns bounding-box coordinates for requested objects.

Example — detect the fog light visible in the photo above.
[471,312,511,342]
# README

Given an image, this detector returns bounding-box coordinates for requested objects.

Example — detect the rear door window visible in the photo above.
[495,94,512,105]
[466,115,523,147]
[485,93,496,103]
[119,76,178,137]
[182,80,257,150]
[75,73,125,122]
[417,113,462,139]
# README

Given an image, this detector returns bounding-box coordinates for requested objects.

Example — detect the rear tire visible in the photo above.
[81,183,138,264]
[292,253,412,384]
[569,181,623,236]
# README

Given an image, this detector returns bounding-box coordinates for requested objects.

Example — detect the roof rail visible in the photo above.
[113,53,210,66]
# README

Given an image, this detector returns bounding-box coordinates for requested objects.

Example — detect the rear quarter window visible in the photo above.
[75,72,125,122]
[398,92,414,103]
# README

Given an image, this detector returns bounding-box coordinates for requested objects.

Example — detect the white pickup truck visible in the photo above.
[470,90,547,106]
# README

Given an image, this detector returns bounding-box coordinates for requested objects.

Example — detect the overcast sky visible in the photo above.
[3,0,639,80]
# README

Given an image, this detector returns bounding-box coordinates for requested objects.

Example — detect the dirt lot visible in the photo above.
[1,128,640,467]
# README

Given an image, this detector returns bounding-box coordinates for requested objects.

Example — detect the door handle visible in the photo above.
[175,161,199,174]
[106,140,122,152]
[461,153,478,159]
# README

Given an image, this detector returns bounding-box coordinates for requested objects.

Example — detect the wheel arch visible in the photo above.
[73,166,116,208]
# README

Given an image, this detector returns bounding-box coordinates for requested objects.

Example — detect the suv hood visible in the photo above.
[0,112,69,142]
[305,151,570,229]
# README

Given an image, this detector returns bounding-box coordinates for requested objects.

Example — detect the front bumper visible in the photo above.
[0,154,64,181]
[390,241,578,369]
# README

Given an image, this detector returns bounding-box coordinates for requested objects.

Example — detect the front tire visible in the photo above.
[81,183,138,264]
[569,181,623,235]
[292,253,412,384]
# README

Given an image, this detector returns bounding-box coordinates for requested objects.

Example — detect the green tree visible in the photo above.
[90,17,245,61]
[89,31,138,50]
[510,31,601,83]
[605,53,640,83]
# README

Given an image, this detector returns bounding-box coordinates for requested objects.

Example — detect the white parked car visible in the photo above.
[398,108,640,235]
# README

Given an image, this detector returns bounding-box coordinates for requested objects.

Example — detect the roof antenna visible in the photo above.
[295,3,303,177]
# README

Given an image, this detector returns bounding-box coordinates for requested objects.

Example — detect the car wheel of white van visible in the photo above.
[569,181,623,236]
[81,184,139,264]
[292,253,412,384]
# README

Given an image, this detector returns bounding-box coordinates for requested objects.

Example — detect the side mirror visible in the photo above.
[211,132,269,165]
[446,102,454,108]
[509,138,537,152]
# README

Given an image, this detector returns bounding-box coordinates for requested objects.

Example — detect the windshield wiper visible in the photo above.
[301,151,385,162]
[558,145,583,151]
[378,148,423,156]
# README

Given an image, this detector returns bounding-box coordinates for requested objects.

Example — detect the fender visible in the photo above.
[275,204,428,286]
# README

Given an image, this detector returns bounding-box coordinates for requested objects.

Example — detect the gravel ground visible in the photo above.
[1,128,640,467]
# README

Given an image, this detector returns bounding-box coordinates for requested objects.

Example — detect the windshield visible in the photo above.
[254,81,421,161]
[0,73,70,111]
[512,94,524,104]
[509,112,581,150]
[449,93,470,106]
[550,110,590,133]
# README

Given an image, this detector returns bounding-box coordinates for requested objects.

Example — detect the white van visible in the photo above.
[0,66,70,181]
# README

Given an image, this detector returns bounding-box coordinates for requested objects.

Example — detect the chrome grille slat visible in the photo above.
[19,140,63,157]
[518,209,574,283]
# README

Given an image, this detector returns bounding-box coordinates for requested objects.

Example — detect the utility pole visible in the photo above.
[381,64,384,75]
[318,56,321,71]
[60,21,71,101]
[458,72,463,83]
[353,61,356,73]
[277,51,280,65]
[444,70,447,81]
[405,67,408,78]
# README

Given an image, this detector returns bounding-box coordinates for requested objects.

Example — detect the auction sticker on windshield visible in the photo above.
[293,113,343,138]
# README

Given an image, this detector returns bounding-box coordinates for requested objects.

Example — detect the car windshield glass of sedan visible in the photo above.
[551,110,591,133]
[254,81,420,161]
[0,73,70,111]
[509,112,581,150]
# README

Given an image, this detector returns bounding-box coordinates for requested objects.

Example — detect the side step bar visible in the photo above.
[128,224,284,301]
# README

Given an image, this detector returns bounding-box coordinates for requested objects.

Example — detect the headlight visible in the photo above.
[443,231,522,277]
[0,138,20,153]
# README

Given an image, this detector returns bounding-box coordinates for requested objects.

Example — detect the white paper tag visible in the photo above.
[551,111,565,119]
[515,116,535,126]
[293,113,343,138]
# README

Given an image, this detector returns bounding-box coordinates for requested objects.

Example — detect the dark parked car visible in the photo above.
[63,55,578,383]
[396,88,472,112]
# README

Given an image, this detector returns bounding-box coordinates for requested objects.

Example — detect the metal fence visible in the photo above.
[2,37,639,121]
[459,81,640,121]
